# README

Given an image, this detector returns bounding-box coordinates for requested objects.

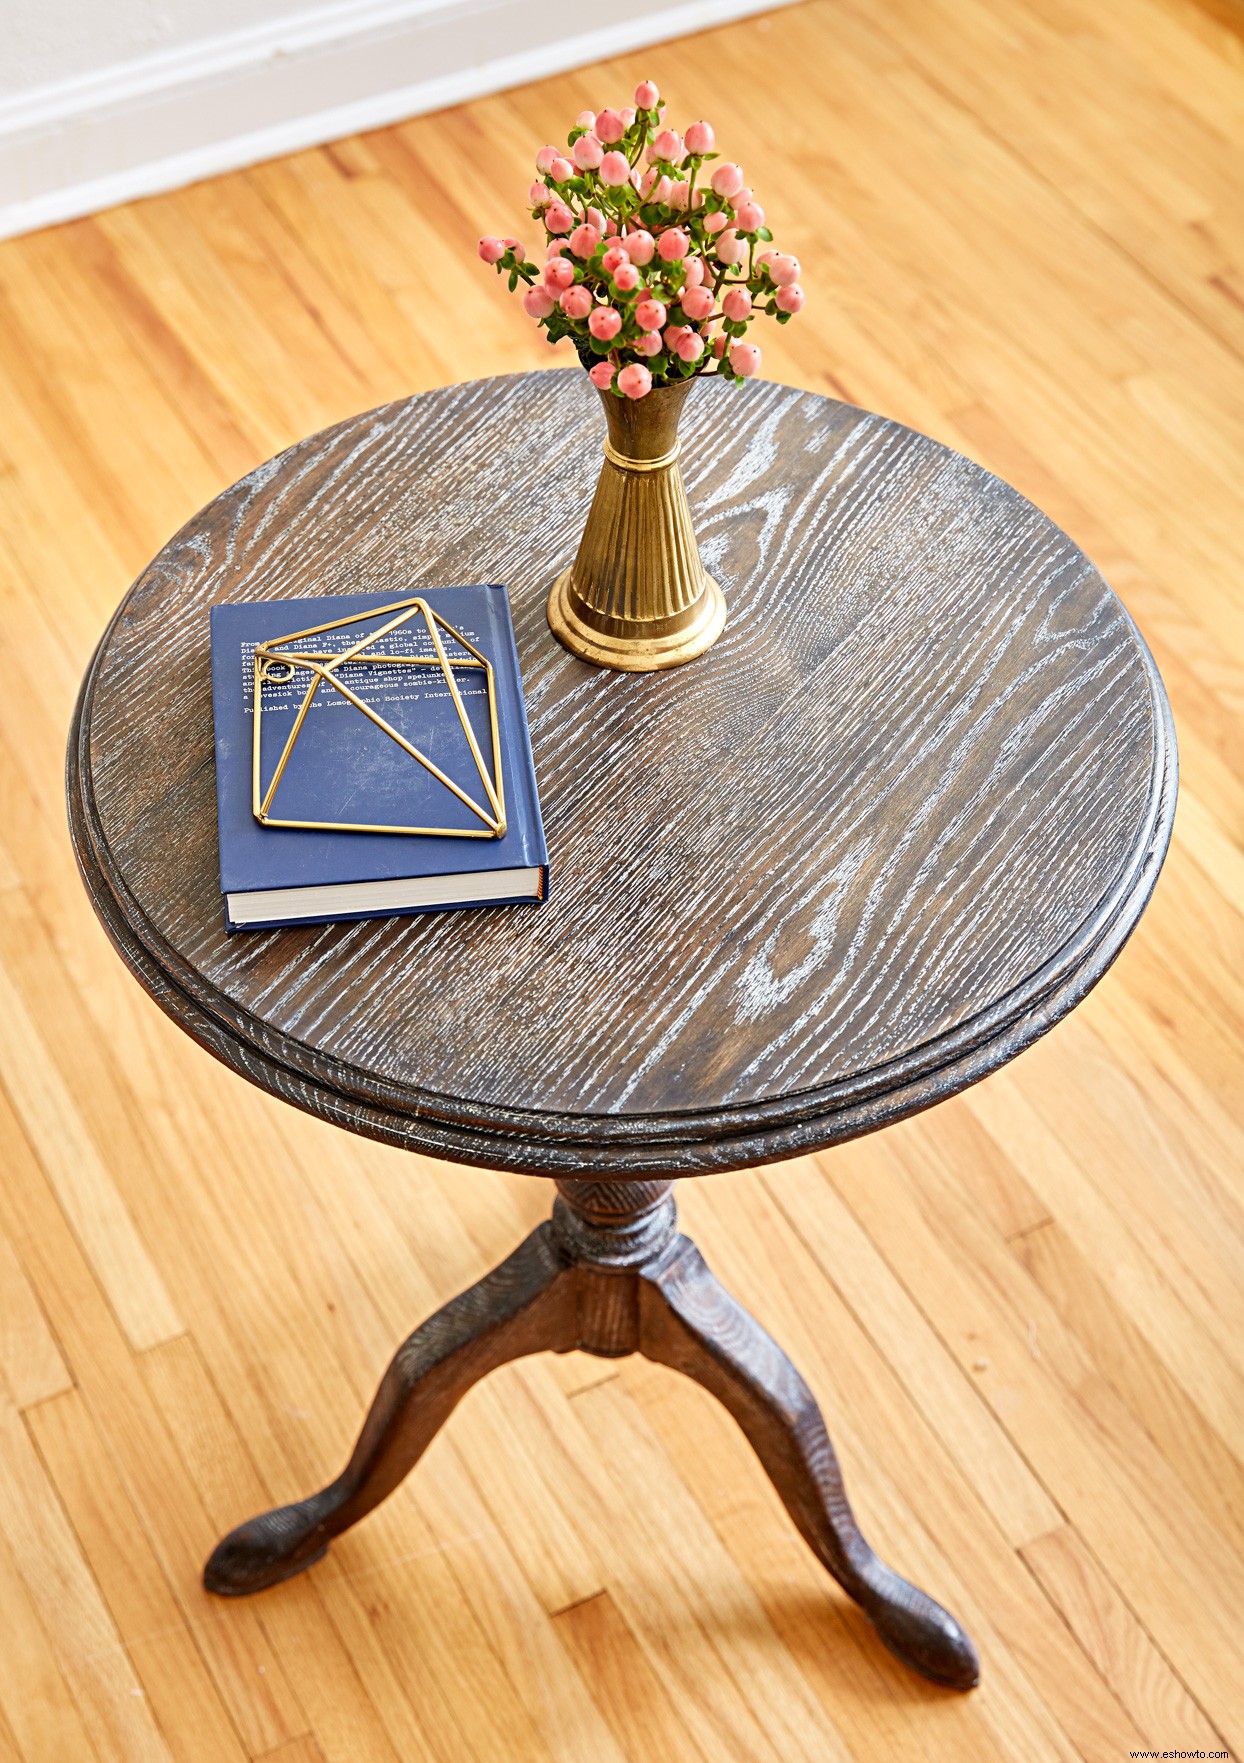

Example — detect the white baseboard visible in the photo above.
[0,0,790,242]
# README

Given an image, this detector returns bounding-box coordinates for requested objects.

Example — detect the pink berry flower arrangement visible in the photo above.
[478,80,803,400]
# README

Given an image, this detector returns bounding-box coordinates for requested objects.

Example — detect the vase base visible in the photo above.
[547,568,727,672]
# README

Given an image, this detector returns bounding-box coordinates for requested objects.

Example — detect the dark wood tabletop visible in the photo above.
[67,370,1176,1178]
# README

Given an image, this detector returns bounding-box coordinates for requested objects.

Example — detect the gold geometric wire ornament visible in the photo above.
[251,595,507,839]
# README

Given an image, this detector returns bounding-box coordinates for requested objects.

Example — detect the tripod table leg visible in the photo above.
[638,1236,980,1690]
[204,1221,575,1595]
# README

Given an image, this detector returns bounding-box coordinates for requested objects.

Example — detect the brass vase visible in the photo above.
[548,378,727,671]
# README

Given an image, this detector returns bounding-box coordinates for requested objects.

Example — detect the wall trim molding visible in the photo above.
[0,0,789,241]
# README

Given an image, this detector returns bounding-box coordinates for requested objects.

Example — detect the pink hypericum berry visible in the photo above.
[618,363,653,399]
[624,229,656,265]
[549,157,575,183]
[569,223,602,258]
[503,236,523,254]
[576,109,597,129]
[684,120,715,154]
[547,237,570,257]
[635,298,667,330]
[620,106,637,127]
[658,227,690,261]
[545,202,574,234]
[613,262,640,292]
[589,360,615,389]
[573,134,603,170]
[663,323,690,350]
[589,306,623,340]
[733,200,765,232]
[543,257,576,290]
[710,162,745,198]
[722,286,752,322]
[600,150,630,187]
[650,129,684,165]
[634,80,659,109]
[677,332,705,362]
[703,210,728,235]
[767,252,801,286]
[528,180,551,207]
[478,236,505,262]
[669,180,691,209]
[680,284,714,321]
[535,145,560,173]
[560,286,593,318]
[634,330,663,356]
[595,107,626,143]
[713,333,727,357]
[605,218,619,235]
[715,229,747,265]
[523,285,556,319]
[730,341,762,376]
[587,205,607,232]
[776,282,805,313]
[601,244,630,274]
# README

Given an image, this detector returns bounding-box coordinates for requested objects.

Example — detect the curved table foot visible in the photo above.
[639,1238,979,1691]
[205,1222,574,1595]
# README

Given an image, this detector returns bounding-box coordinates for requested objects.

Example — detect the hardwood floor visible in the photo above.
[1,0,1242,1755]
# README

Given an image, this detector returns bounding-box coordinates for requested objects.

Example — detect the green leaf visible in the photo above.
[776,309,791,323]
[507,270,518,291]
[757,227,772,242]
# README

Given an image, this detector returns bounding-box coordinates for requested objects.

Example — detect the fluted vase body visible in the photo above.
[547,380,727,671]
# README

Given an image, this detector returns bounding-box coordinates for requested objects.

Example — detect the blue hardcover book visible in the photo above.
[210,585,548,931]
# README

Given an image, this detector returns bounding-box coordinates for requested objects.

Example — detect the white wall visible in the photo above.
[0,0,790,241]
[3,0,306,96]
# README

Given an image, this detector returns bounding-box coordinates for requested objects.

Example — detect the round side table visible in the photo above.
[67,370,1175,1694]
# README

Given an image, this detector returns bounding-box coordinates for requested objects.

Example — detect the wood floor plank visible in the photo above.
[0,1088,308,1757]
[24,1387,250,1763]
[0,1518,99,1763]
[817,1130,1244,1749]
[0,1226,72,1410]
[1011,1217,1244,1556]
[0,1390,174,1762]
[1021,1524,1225,1753]
[554,1591,716,1763]
[759,1156,1060,1550]
[568,1375,858,1763]
[675,1172,1144,1763]
[138,1336,418,1763]
[0,952,183,1354]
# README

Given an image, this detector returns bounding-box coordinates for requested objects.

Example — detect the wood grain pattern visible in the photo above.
[69,371,1173,1175]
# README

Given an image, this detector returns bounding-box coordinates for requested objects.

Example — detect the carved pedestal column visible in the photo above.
[203,1175,979,1691]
